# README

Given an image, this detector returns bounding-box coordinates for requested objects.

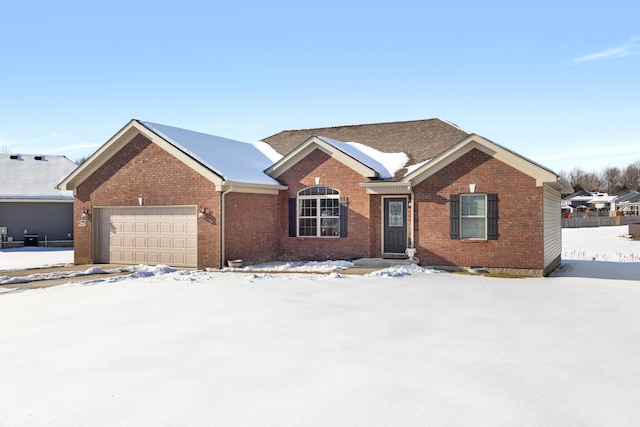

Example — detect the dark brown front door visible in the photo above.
[383,198,407,254]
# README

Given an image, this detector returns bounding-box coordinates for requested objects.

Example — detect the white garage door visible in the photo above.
[96,206,197,267]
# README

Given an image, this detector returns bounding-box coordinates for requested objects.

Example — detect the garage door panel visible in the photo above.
[160,237,172,249]
[146,252,160,264]
[97,206,197,267]
[122,251,135,263]
[186,254,197,265]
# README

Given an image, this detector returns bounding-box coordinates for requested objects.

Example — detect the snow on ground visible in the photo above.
[0,226,639,426]
[0,246,74,271]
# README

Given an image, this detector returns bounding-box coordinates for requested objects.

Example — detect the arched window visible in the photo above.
[297,186,340,237]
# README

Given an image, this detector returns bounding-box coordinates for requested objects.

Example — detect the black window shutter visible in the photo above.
[288,198,297,237]
[339,197,348,238]
[450,194,460,239]
[487,194,498,240]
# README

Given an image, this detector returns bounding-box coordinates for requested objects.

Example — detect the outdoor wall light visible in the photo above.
[199,207,207,218]
[81,208,90,218]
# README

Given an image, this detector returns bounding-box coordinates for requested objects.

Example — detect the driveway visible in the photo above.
[0,264,133,290]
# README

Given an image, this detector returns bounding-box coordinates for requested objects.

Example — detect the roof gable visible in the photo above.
[403,134,572,191]
[1,154,76,201]
[261,118,470,180]
[266,136,381,179]
[58,120,283,192]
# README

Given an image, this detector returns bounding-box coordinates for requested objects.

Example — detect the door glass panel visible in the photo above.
[388,201,404,227]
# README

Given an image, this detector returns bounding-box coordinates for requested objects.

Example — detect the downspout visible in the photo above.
[410,187,415,248]
[220,185,233,269]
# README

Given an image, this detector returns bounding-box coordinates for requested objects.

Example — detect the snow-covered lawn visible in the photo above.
[0,227,639,426]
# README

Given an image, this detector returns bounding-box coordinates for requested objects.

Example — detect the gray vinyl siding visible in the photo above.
[543,185,562,271]
[0,201,73,242]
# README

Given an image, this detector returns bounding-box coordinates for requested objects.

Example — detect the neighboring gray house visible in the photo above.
[0,154,77,247]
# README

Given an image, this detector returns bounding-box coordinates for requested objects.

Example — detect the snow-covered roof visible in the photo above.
[140,121,281,186]
[570,193,616,204]
[0,154,76,200]
[317,136,408,179]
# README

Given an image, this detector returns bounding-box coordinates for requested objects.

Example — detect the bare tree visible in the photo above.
[561,166,601,192]
[560,159,640,193]
[75,156,89,165]
[601,166,622,194]
[582,171,602,192]
[621,161,640,191]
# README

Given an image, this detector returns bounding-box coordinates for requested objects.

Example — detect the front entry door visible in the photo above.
[383,198,407,254]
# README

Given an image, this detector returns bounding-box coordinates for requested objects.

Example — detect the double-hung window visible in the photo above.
[297,186,340,237]
[450,193,498,240]
[461,195,487,239]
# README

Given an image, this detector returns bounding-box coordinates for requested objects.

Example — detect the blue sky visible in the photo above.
[1,0,639,174]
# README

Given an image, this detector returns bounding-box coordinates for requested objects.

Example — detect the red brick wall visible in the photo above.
[414,148,544,270]
[224,192,280,265]
[277,149,371,261]
[369,195,382,257]
[74,134,222,268]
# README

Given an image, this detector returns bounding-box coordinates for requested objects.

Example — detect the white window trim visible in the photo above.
[297,186,340,238]
[460,193,487,240]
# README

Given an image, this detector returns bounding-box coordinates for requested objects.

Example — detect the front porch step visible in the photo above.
[353,257,417,268]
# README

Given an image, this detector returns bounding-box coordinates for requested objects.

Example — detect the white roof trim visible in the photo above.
[58,120,224,190]
[266,136,379,179]
[58,120,286,192]
[220,181,288,195]
[404,134,567,190]
[359,182,412,195]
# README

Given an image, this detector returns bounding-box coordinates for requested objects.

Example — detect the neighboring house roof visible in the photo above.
[563,190,592,200]
[261,119,470,180]
[59,119,285,192]
[618,193,640,206]
[613,190,639,204]
[0,154,76,201]
[568,192,618,207]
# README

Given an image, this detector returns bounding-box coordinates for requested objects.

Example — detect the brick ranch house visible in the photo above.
[57,118,571,276]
